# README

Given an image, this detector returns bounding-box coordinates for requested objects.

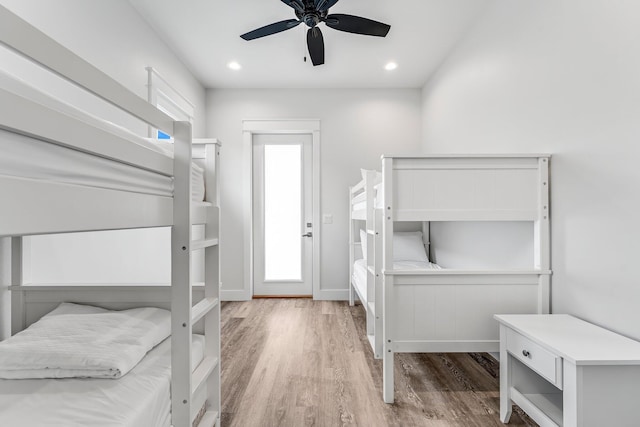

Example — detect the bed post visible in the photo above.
[171,121,193,427]
[536,156,551,313]
[381,156,395,403]
[203,141,221,424]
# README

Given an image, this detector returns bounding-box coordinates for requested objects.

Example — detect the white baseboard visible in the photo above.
[314,288,349,301]
[220,288,349,301]
[220,289,251,301]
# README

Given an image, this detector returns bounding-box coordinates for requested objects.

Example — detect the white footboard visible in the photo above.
[389,271,549,353]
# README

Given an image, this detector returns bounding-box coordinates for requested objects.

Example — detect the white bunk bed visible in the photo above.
[349,155,551,403]
[0,6,220,427]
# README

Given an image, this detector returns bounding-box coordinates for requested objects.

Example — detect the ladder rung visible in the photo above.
[197,410,219,427]
[191,238,219,251]
[192,356,219,395]
[192,297,219,324]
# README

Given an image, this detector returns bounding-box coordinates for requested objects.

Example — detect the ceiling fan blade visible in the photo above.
[240,19,302,41]
[325,14,390,37]
[281,0,304,13]
[307,27,325,66]
[314,0,340,12]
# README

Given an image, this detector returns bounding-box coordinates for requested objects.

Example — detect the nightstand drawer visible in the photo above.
[506,328,562,389]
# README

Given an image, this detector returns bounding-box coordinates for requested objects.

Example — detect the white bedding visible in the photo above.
[0,335,205,427]
[0,303,170,379]
[0,69,205,201]
[391,260,442,270]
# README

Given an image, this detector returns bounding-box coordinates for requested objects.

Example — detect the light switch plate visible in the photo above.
[322,214,333,224]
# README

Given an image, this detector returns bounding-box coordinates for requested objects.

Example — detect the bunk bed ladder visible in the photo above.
[372,209,383,359]
[172,125,221,427]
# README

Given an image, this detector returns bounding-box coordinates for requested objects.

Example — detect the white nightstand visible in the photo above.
[495,314,640,427]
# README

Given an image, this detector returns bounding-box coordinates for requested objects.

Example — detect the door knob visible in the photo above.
[302,232,313,237]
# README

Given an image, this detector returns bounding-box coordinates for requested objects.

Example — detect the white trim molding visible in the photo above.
[220,289,251,301]
[242,119,321,300]
[315,289,349,301]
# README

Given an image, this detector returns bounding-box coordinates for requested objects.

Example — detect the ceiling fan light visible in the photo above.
[228,61,242,70]
[385,62,398,71]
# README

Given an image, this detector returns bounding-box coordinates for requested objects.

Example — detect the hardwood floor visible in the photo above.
[220,299,537,427]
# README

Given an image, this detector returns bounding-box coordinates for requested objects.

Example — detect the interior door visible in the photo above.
[253,133,313,296]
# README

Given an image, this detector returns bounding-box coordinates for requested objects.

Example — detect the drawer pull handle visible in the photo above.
[522,350,531,358]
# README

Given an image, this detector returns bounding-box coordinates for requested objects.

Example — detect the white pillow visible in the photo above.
[394,231,429,262]
[45,302,109,316]
[360,229,367,261]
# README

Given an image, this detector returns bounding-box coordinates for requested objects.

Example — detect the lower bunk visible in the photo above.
[0,334,206,427]
[352,265,547,345]
[380,270,550,403]
[0,290,218,426]
[385,270,547,351]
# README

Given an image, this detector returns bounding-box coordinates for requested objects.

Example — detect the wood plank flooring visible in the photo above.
[220,299,537,427]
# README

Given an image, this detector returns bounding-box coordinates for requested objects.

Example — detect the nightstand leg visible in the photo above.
[500,326,513,423]
[383,346,394,403]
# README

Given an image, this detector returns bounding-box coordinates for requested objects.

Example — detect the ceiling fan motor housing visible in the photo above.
[295,9,328,28]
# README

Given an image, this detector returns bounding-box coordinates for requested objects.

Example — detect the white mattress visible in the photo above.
[352,259,442,303]
[0,69,205,201]
[0,335,205,427]
[392,260,442,270]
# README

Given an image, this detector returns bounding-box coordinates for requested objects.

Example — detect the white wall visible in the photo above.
[207,89,422,300]
[430,222,533,269]
[421,0,640,340]
[0,0,207,338]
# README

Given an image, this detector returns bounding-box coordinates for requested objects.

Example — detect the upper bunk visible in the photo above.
[350,169,381,221]
[0,5,218,237]
[351,154,550,222]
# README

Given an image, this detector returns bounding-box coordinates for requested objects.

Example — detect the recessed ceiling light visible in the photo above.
[384,62,398,71]
[227,61,242,71]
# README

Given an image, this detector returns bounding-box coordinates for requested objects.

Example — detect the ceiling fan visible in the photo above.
[240,0,391,66]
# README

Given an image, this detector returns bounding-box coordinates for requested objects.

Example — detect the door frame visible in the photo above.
[243,120,321,299]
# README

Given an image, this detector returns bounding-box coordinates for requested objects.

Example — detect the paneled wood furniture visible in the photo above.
[496,314,640,427]
[350,155,552,403]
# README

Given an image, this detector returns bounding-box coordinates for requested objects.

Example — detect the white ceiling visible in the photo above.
[128,0,489,89]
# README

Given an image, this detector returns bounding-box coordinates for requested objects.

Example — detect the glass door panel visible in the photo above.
[264,144,302,281]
